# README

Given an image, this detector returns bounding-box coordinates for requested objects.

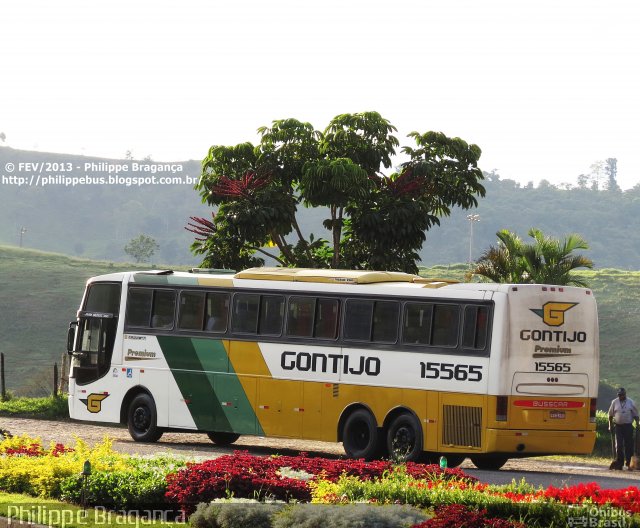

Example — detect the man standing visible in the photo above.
[608,387,640,470]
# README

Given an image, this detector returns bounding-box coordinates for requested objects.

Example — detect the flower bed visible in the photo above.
[0,434,185,510]
[164,450,474,512]
[1,436,639,527]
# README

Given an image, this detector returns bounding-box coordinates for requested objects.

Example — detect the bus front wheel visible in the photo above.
[206,432,240,445]
[386,413,423,462]
[127,394,163,442]
[342,409,380,460]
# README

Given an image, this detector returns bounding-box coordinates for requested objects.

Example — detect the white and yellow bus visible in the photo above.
[67,267,599,469]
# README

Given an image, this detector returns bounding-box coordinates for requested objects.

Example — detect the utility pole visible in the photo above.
[19,226,27,248]
[467,214,480,263]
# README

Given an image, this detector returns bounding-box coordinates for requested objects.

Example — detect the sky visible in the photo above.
[2,0,640,189]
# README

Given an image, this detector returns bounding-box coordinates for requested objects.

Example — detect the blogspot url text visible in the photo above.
[2,174,199,187]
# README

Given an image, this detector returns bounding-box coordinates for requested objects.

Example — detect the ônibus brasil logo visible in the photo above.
[530,302,577,327]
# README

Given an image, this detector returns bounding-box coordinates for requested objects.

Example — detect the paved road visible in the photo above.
[2,417,639,489]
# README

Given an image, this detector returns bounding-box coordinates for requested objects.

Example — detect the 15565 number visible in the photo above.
[419,362,483,382]
[534,362,570,372]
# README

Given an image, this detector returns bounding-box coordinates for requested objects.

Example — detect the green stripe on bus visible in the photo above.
[157,336,260,435]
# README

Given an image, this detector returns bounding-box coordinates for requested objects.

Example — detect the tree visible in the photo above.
[468,228,593,286]
[124,234,159,263]
[187,112,485,273]
[604,158,620,192]
[0,132,6,143]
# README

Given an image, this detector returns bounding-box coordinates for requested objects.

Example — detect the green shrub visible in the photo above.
[60,457,186,510]
[594,410,614,457]
[189,501,284,528]
[189,502,429,528]
[273,503,428,528]
[0,395,68,419]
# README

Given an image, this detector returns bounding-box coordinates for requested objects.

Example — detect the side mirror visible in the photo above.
[67,321,78,354]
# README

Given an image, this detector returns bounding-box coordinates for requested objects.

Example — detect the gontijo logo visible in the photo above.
[530,302,577,327]
[80,393,109,413]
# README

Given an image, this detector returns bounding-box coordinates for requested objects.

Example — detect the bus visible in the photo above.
[66,267,599,470]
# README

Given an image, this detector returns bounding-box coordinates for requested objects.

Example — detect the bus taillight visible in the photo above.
[496,396,508,421]
[589,398,597,422]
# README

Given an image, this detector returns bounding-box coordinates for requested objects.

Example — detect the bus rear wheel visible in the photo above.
[206,432,240,445]
[470,455,509,470]
[386,413,423,462]
[127,394,163,442]
[342,409,380,460]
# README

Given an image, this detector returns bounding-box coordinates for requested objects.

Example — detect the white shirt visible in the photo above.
[608,397,639,425]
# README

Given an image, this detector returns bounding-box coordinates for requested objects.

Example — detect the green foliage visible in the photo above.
[124,234,159,263]
[594,410,614,458]
[190,501,283,528]
[0,395,68,419]
[273,503,428,528]
[60,467,169,510]
[192,112,485,272]
[0,433,185,511]
[469,228,593,286]
[189,502,428,528]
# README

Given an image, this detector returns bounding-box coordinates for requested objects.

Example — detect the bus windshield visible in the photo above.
[70,282,121,385]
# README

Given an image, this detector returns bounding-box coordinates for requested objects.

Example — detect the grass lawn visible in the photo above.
[0,395,69,419]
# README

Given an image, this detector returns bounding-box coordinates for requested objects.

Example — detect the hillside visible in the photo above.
[0,247,634,407]
[2,146,640,269]
[0,246,176,393]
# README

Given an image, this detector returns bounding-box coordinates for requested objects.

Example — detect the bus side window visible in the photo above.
[178,291,206,330]
[432,304,459,347]
[372,301,399,343]
[151,290,176,329]
[462,305,488,349]
[231,294,259,334]
[206,292,230,333]
[259,295,285,335]
[344,299,373,341]
[127,288,153,327]
[287,297,315,337]
[402,303,432,345]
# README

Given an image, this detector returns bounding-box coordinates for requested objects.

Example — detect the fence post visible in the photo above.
[53,362,58,398]
[1,353,5,401]
[59,352,69,394]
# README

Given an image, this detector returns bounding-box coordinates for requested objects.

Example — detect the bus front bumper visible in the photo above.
[484,428,596,455]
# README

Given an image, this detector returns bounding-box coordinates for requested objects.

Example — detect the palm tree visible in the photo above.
[467,229,528,283]
[468,228,593,286]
